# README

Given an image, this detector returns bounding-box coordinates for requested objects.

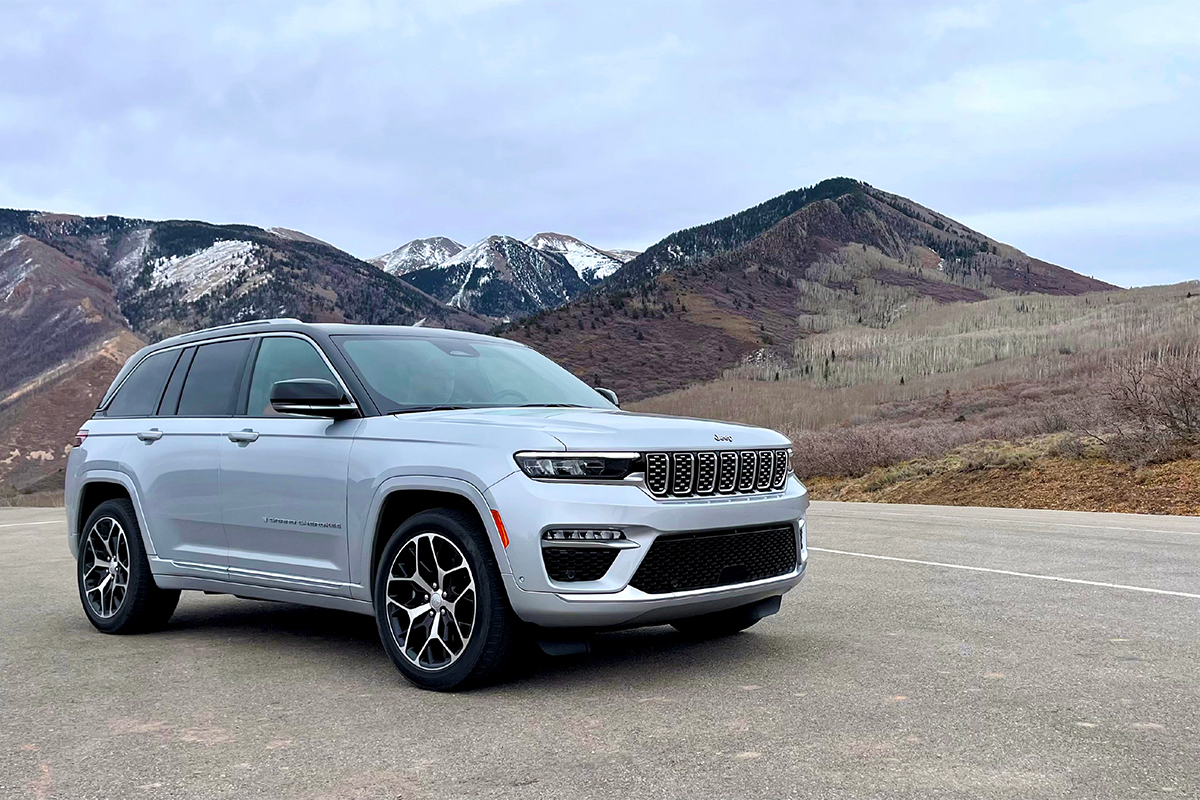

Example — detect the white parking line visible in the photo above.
[0,519,61,529]
[809,546,1200,599]
[816,510,1200,537]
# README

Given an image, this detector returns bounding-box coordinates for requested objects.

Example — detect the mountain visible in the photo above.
[0,209,487,494]
[371,232,640,317]
[525,232,626,282]
[371,236,465,276]
[400,235,590,318]
[500,178,1119,402]
[603,248,641,263]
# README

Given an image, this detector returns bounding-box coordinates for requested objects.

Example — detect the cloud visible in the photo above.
[0,0,1196,283]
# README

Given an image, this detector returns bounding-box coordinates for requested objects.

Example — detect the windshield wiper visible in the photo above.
[517,403,587,408]
[392,405,471,415]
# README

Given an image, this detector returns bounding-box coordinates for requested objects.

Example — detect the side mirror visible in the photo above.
[270,379,358,420]
[594,387,619,408]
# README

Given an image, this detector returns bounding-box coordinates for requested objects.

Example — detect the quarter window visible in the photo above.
[105,350,181,418]
[245,337,339,416]
[177,339,251,416]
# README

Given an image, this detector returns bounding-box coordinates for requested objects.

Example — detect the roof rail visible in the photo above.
[160,317,303,343]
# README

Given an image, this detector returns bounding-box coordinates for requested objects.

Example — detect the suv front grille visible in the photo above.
[644,449,790,498]
[629,524,798,594]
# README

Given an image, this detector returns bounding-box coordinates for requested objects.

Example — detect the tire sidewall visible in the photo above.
[373,510,505,690]
[78,499,151,633]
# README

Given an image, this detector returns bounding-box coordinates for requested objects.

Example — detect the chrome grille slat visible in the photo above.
[644,449,790,499]
[737,451,756,492]
[671,452,696,495]
[755,450,773,490]
[772,450,788,489]
[695,452,717,494]
[646,453,669,496]
[718,452,738,493]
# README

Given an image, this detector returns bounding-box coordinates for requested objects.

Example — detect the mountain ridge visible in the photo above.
[371,231,639,317]
[500,178,1119,402]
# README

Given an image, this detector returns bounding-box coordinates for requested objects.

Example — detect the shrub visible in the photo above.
[1089,354,1200,465]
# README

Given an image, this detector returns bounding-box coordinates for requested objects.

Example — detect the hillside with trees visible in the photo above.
[500,179,1117,402]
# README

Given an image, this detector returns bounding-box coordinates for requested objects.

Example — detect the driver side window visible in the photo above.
[245,336,339,416]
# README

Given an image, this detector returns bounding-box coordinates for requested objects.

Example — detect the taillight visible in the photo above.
[73,430,88,447]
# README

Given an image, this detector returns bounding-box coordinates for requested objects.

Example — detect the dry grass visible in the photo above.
[809,436,1200,516]
[629,282,1200,514]
[0,489,63,508]
[631,282,1200,481]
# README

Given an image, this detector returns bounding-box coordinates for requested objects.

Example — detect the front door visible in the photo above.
[218,335,359,595]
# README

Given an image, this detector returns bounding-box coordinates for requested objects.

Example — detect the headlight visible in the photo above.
[514,451,640,480]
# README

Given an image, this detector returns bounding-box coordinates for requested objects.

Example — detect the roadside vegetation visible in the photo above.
[631,282,1200,514]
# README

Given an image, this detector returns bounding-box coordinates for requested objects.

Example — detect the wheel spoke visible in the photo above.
[383,531,477,672]
[83,517,130,619]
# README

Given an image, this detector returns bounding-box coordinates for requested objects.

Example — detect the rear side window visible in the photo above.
[105,350,181,418]
[177,339,251,417]
[245,336,339,416]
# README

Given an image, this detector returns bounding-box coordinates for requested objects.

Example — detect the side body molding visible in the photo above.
[349,474,514,604]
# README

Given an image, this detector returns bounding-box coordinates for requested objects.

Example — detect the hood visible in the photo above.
[390,407,789,451]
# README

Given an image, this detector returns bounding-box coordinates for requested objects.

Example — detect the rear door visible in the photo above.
[218,334,359,595]
[119,338,252,575]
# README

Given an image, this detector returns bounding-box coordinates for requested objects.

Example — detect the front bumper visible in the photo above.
[487,470,809,628]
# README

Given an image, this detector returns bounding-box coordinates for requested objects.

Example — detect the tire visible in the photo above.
[78,498,180,634]
[373,508,522,691]
[670,595,782,638]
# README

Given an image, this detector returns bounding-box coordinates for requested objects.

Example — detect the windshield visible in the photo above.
[335,335,614,413]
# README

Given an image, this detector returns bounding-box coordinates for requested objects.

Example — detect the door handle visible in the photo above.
[136,429,162,442]
[227,429,260,444]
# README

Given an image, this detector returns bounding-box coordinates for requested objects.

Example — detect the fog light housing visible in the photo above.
[543,528,626,541]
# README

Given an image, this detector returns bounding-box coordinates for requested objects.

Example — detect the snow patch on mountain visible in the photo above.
[1,234,24,257]
[372,236,464,276]
[431,235,587,314]
[525,232,623,283]
[150,239,260,302]
[0,236,40,302]
[110,228,152,288]
[604,248,641,263]
[268,227,334,248]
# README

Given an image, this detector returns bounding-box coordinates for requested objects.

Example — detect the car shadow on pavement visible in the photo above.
[152,596,824,691]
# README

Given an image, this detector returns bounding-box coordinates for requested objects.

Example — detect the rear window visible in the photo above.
[177,339,251,416]
[105,350,181,418]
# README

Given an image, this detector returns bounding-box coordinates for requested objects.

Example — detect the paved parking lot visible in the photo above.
[2,501,1198,799]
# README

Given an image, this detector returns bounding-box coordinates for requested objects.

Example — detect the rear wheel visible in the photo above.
[78,499,180,633]
[373,509,521,691]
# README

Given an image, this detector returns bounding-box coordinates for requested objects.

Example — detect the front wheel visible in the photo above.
[373,509,522,691]
[78,498,180,633]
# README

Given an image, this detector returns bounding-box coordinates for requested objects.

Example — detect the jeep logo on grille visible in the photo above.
[714,434,733,442]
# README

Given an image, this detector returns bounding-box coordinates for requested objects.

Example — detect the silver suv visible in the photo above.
[66,319,808,690]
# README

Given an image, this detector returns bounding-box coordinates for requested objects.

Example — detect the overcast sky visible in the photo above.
[1,0,1197,287]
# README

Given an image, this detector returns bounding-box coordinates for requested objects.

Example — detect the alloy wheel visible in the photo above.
[82,516,130,619]
[384,532,477,671]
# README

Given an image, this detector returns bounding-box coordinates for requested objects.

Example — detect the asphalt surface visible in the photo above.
[2,501,1199,799]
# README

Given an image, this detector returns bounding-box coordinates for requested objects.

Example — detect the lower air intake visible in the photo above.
[629,524,798,594]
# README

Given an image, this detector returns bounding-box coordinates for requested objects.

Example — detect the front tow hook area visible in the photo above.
[536,633,594,656]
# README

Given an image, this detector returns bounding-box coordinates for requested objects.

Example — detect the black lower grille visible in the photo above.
[629,525,797,594]
[543,547,619,582]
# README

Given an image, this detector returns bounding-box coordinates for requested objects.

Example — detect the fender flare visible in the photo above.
[354,475,512,603]
[72,469,157,559]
